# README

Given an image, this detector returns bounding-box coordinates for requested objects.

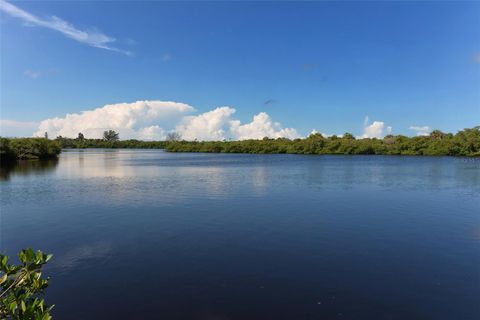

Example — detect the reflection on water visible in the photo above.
[1,150,479,320]
[0,159,58,181]
[50,241,113,274]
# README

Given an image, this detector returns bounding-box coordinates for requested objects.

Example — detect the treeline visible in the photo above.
[53,130,166,149]
[0,135,167,162]
[165,127,480,156]
[1,127,478,161]
[0,138,62,162]
[54,137,167,149]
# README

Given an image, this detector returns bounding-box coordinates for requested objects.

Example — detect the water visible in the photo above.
[1,150,479,319]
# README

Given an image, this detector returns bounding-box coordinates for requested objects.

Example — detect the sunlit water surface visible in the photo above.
[1,150,479,319]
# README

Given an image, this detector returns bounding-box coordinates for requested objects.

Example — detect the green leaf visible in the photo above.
[0,255,7,269]
[0,273,7,285]
[25,248,35,262]
[18,251,26,263]
[21,300,27,312]
[9,300,17,313]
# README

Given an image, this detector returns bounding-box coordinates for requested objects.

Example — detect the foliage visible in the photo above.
[0,138,61,162]
[165,127,480,157]
[53,137,167,149]
[103,130,119,141]
[2,127,478,159]
[0,249,53,320]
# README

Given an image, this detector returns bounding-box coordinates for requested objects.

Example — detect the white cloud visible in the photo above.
[363,116,369,126]
[136,125,166,141]
[230,112,301,140]
[24,70,41,79]
[0,0,130,55]
[409,125,431,136]
[0,119,39,137]
[309,129,340,138]
[175,107,235,141]
[24,68,58,79]
[175,107,301,141]
[360,116,391,138]
[12,100,301,141]
[34,100,195,139]
[362,121,386,138]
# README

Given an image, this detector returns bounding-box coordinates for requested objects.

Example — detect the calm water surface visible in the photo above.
[1,150,479,319]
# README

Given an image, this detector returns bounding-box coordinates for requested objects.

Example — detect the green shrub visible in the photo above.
[164,127,480,157]
[0,249,53,320]
[0,138,61,161]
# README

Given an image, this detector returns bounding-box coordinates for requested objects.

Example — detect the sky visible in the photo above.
[0,0,479,140]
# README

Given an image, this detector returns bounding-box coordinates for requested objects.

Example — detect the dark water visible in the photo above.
[1,150,479,319]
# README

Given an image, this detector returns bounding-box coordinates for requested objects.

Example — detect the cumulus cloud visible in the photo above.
[409,125,431,136]
[34,100,195,139]
[0,0,130,55]
[31,101,300,141]
[136,125,166,141]
[230,112,301,140]
[175,107,301,141]
[360,116,391,138]
[175,107,235,141]
[309,129,338,138]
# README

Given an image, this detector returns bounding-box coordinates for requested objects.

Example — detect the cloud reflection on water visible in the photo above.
[51,241,113,273]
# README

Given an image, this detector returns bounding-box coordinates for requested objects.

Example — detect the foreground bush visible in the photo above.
[0,138,61,161]
[0,249,53,320]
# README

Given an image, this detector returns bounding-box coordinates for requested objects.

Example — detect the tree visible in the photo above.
[0,249,53,319]
[103,130,119,141]
[44,132,48,140]
[77,132,85,140]
[430,130,445,140]
[166,132,181,141]
[343,132,355,140]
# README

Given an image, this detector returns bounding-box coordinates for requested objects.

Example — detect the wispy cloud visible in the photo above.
[124,38,138,46]
[474,53,480,64]
[23,70,42,79]
[0,119,39,137]
[162,53,171,62]
[0,0,131,55]
[24,68,58,79]
[302,63,316,71]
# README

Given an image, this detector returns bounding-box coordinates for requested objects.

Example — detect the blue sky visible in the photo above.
[0,0,479,139]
